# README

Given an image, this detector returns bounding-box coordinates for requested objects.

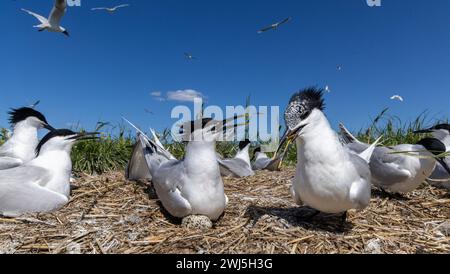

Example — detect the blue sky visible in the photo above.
[1,0,450,135]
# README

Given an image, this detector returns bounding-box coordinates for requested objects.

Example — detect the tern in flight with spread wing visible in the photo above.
[21,0,70,36]
[258,17,292,34]
[91,4,130,13]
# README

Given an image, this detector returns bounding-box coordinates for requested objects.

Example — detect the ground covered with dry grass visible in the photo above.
[0,169,449,254]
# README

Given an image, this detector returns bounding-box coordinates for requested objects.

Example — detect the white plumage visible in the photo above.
[22,0,69,36]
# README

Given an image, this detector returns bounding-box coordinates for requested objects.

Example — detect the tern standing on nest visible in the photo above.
[0,108,55,170]
[276,88,380,221]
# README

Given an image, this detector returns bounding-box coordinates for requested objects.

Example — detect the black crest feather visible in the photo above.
[36,129,76,156]
[8,107,48,125]
[179,118,214,134]
[417,138,446,157]
[285,87,325,129]
[239,139,251,150]
[432,124,450,134]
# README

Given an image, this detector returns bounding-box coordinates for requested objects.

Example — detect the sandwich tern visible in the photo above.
[0,129,99,217]
[91,4,130,13]
[258,17,292,34]
[0,108,54,170]
[218,139,255,178]
[340,123,450,194]
[21,0,70,37]
[124,117,237,222]
[276,88,379,219]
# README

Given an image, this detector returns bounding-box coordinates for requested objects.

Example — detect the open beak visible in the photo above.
[275,124,306,157]
[70,132,101,141]
[210,114,248,134]
[437,158,450,176]
[44,123,56,131]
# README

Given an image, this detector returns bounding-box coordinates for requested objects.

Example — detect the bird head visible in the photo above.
[416,138,450,175]
[8,107,55,131]
[275,87,325,155]
[35,129,100,156]
[239,139,251,151]
[178,115,246,143]
[414,124,450,141]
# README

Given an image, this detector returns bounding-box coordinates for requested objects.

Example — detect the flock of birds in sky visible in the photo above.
[3,0,445,227]
[18,0,406,103]
[0,88,449,227]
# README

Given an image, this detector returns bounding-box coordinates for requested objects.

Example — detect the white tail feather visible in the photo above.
[358,136,382,164]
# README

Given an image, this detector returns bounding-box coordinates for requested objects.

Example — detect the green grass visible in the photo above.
[0,109,448,174]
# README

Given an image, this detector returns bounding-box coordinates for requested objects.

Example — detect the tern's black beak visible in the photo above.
[70,132,101,141]
[414,128,433,134]
[437,158,450,176]
[62,30,70,37]
[44,123,56,131]
[275,124,307,157]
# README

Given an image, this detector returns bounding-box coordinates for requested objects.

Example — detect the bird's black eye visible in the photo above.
[210,126,216,132]
[300,110,311,120]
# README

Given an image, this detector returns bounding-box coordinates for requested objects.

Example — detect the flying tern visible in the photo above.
[91,4,130,13]
[22,0,70,37]
[258,17,292,34]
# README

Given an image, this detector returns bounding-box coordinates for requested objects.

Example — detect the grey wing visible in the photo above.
[0,157,23,170]
[349,153,371,179]
[0,165,51,185]
[279,17,291,25]
[369,147,411,186]
[258,26,274,33]
[152,160,192,218]
[0,141,14,157]
[265,157,282,171]
[252,158,270,170]
[218,158,254,178]
[429,157,450,180]
[0,165,67,217]
[49,0,67,26]
[115,4,130,9]
[252,157,281,171]
[126,138,152,181]
[345,142,369,154]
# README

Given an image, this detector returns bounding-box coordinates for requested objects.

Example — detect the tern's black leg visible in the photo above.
[341,211,348,225]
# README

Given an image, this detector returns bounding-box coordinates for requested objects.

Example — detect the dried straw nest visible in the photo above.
[0,169,449,254]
